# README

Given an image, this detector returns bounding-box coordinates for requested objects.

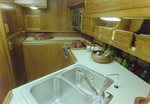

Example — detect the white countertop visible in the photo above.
[72,50,150,104]
[9,49,150,104]
[23,37,85,43]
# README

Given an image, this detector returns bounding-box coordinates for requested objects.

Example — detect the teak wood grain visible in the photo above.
[93,26,100,38]
[86,0,150,14]
[23,40,75,82]
[100,27,113,42]
[68,49,77,65]
[65,0,84,8]
[0,3,16,102]
[88,7,150,18]
[113,30,133,49]
[0,3,19,37]
[115,19,132,31]
[25,15,41,30]
[23,0,74,32]
[129,19,144,32]
[133,34,150,62]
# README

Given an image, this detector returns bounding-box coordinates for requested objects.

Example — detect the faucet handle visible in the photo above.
[90,76,105,99]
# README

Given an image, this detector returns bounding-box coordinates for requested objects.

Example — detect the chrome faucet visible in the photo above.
[77,70,105,104]
[102,74,120,89]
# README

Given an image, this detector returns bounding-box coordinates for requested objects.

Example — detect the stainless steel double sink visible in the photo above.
[21,64,114,104]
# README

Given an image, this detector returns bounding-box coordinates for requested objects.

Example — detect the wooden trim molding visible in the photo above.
[25,15,41,31]
[2,91,13,104]
[88,7,150,18]
[6,31,20,40]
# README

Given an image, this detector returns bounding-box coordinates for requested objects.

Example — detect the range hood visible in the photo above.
[14,0,47,9]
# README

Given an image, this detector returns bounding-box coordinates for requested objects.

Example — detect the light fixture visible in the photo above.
[100,17,121,21]
[30,6,38,10]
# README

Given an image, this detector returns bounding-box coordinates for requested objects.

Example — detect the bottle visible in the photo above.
[120,53,130,68]
[139,62,150,84]
[128,57,138,75]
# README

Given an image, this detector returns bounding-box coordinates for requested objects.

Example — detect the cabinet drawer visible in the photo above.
[113,30,133,49]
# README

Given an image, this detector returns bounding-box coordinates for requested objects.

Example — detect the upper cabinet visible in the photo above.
[65,0,85,8]
[0,3,19,37]
[14,0,47,9]
[86,0,150,18]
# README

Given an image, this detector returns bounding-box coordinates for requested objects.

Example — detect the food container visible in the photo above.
[86,46,91,52]
[74,40,82,47]
[91,50,111,63]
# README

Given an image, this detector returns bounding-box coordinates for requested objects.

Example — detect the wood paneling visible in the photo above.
[0,3,27,102]
[65,0,84,8]
[93,26,100,38]
[23,40,75,82]
[86,0,150,14]
[134,34,150,62]
[16,5,27,40]
[25,15,41,30]
[113,30,133,49]
[23,0,74,32]
[129,19,143,32]
[100,27,113,41]
[0,3,19,36]
[0,3,15,102]
[88,7,150,18]
[68,49,77,65]
[115,19,132,31]
[7,32,27,87]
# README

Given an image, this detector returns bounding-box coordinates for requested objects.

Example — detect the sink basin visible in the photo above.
[62,66,114,95]
[21,77,87,104]
[21,64,114,104]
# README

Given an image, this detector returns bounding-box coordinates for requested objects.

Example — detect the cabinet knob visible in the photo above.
[8,41,13,51]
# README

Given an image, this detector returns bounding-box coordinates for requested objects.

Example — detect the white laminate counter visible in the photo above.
[23,37,85,43]
[9,49,150,104]
[72,50,150,104]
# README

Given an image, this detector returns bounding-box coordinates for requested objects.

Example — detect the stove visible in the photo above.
[62,42,86,66]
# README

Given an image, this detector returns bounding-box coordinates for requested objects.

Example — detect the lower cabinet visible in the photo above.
[23,40,74,82]
[68,49,77,65]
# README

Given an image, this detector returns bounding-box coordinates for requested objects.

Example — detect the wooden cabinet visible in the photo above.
[23,0,75,32]
[0,2,27,103]
[68,49,77,65]
[81,8,92,35]
[23,40,75,82]
[65,0,84,8]
[86,0,150,18]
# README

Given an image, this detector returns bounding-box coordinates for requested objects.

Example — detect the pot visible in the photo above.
[74,40,82,47]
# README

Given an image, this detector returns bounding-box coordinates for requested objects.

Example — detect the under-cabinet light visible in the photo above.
[30,6,38,10]
[100,17,121,21]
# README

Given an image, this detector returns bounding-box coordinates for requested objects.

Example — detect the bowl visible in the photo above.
[134,97,150,104]
[91,50,111,63]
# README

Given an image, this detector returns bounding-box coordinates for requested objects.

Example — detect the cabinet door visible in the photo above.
[85,17,91,35]
[8,35,27,87]
[0,3,19,37]
[66,0,84,7]
[23,42,64,82]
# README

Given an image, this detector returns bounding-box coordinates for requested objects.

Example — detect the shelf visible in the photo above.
[26,30,78,33]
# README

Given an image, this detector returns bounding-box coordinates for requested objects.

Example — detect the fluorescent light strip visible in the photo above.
[30,6,38,10]
[101,17,121,21]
